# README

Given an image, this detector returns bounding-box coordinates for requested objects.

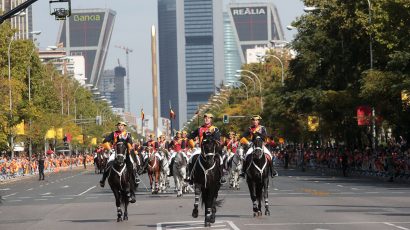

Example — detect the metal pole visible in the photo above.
[264,54,284,86]
[238,70,262,111]
[8,37,14,158]
[126,50,130,112]
[367,0,376,150]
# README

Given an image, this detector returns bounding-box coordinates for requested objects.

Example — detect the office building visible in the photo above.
[57,8,116,87]
[1,0,33,40]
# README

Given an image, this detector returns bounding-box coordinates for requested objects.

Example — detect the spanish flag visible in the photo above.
[141,108,145,121]
[170,108,176,119]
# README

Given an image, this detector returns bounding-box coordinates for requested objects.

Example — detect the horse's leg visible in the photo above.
[247,180,258,216]
[192,185,200,218]
[113,189,122,222]
[123,191,129,221]
[204,190,212,227]
[264,177,270,216]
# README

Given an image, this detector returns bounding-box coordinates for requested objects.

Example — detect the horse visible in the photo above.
[191,132,223,227]
[244,133,270,217]
[173,151,188,197]
[107,142,131,222]
[147,151,161,194]
[228,146,243,190]
[95,152,107,174]
[158,148,170,192]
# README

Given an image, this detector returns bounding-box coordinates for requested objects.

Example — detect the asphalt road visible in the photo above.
[1,166,409,230]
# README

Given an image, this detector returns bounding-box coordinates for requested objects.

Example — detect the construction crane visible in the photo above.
[115,45,133,112]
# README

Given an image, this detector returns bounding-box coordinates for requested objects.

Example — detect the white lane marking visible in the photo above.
[169,224,226,230]
[384,222,410,230]
[34,199,48,201]
[40,192,52,195]
[61,185,70,188]
[60,197,74,200]
[3,192,17,198]
[42,196,54,198]
[17,197,32,199]
[314,181,319,183]
[365,192,379,194]
[85,196,98,199]
[391,191,405,194]
[245,221,410,226]
[337,185,344,187]
[45,183,49,185]
[77,186,96,196]
[26,188,33,191]
[351,188,360,190]
[0,188,11,191]
[7,199,22,202]
[273,188,279,191]
[156,220,239,230]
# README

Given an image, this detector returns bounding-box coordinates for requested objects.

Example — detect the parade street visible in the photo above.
[1,168,409,230]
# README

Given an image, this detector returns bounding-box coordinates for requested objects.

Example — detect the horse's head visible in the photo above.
[251,133,264,160]
[114,142,127,165]
[201,132,219,163]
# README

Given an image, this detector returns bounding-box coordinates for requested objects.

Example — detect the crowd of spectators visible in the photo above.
[0,152,94,181]
[272,141,410,181]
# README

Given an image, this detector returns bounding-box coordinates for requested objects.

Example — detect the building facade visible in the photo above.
[158,0,186,129]
[1,0,33,40]
[57,8,116,87]
[99,66,126,110]
[158,0,224,129]
[227,2,284,63]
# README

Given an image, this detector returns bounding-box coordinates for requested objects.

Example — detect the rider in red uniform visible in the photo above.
[239,115,277,178]
[141,134,159,173]
[187,113,226,184]
[99,121,137,203]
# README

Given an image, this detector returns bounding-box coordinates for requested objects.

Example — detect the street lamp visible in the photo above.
[286,25,297,30]
[236,69,263,111]
[304,6,321,12]
[257,54,285,86]
[228,81,249,100]
[235,74,256,93]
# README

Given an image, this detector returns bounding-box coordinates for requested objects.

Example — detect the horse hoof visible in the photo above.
[253,212,257,217]
[123,216,128,221]
[117,217,122,222]
[204,222,211,227]
[210,215,215,223]
[258,211,262,216]
[192,209,198,218]
[265,210,270,216]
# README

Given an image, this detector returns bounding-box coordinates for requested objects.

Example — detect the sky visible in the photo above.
[32,0,305,118]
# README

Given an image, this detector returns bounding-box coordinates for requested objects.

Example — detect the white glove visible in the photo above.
[110,149,115,155]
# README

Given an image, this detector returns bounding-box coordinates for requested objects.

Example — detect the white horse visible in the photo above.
[173,151,190,197]
[159,148,170,193]
[229,146,243,190]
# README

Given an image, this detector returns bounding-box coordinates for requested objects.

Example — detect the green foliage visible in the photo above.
[0,22,117,153]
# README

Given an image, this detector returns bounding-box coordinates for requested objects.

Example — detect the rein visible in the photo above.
[198,155,216,189]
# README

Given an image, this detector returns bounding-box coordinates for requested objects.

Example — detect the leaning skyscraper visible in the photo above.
[57,9,116,86]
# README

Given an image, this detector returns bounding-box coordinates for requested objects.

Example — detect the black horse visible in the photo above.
[244,133,270,217]
[107,142,131,222]
[191,132,223,227]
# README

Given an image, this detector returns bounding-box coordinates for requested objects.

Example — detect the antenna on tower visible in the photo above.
[115,45,133,112]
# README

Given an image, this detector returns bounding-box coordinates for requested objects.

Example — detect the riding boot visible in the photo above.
[169,158,174,177]
[186,162,193,185]
[239,160,247,178]
[100,161,113,187]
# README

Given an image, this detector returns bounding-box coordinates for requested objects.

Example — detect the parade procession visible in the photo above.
[1,0,410,230]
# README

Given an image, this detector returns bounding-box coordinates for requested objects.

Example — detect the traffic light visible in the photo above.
[223,114,229,124]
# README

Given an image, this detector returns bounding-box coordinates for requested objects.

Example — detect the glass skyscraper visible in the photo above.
[223,11,242,84]
[158,0,223,128]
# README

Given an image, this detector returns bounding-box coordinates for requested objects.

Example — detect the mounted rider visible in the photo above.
[168,131,189,176]
[141,134,163,173]
[187,113,227,184]
[239,115,277,178]
[226,132,240,169]
[99,121,139,203]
